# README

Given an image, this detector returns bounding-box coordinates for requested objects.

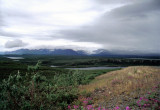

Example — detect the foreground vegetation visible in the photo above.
[0,71,77,109]
[0,66,159,110]
[0,61,118,109]
[0,55,160,110]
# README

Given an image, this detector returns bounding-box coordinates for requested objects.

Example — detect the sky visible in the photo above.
[0,0,160,54]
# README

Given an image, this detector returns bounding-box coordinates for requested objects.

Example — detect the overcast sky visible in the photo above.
[0,0,160,54]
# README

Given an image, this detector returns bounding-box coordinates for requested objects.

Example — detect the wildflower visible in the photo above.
[73,105,79,109]
[154,100,158,103]
[87,105,93,110]
[147,104,150,107]
[68,105,71,109]
[83,100,88,105]
[139,97,143,100]
[147,92,151,94]
[115,106,120,109]
[87,97,92,100]
[143,104,147,107]
[144,98,149,102]
[126,106,131,110]
[98,107,101,110]
[137,100,141,106]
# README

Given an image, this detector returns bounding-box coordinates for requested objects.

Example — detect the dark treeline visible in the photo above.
[1,55,160,67]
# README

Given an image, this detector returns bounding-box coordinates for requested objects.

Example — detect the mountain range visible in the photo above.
[4,49,87,56]
[2,49,160,58]
[3,49,114,56]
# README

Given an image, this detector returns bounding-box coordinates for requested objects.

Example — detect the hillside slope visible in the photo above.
[79,66,160,109]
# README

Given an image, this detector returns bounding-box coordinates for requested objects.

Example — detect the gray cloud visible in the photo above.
[1,0,160,54]
[5,39,28,48]
[0,30,20,37]
[108,0,160,18]
[58,0,160,53]
[94,0,133,4]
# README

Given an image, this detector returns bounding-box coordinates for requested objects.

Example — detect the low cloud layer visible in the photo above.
[0,0,160,54]
[5,39,27,48]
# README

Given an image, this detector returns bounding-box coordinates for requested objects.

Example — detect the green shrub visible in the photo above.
[0,71,78,110]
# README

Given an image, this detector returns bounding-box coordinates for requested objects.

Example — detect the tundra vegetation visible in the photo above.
[76,66,160,109]
[0,60,117,109]
[0,55,160,109]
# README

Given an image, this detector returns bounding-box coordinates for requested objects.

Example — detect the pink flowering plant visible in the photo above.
[136,85,160,109]
[67,84,160,110]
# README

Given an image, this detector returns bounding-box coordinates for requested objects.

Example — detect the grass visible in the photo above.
[77,69,121,85]
[78,66,160,109]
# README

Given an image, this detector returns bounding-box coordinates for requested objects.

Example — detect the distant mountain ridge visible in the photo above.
[3,49,160,58]
[0,52,4,55]
[4,49,115,56]
[4,49,87,56]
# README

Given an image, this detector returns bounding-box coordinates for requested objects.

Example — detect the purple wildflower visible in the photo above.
[68,105,71,109]
[98,107,101,110]
[83,100,88,105]
[73,105,79,109]
[115,106,120,109]
[126,106,131,110]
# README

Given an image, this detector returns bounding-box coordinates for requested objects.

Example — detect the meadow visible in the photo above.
[77,66,160,109]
